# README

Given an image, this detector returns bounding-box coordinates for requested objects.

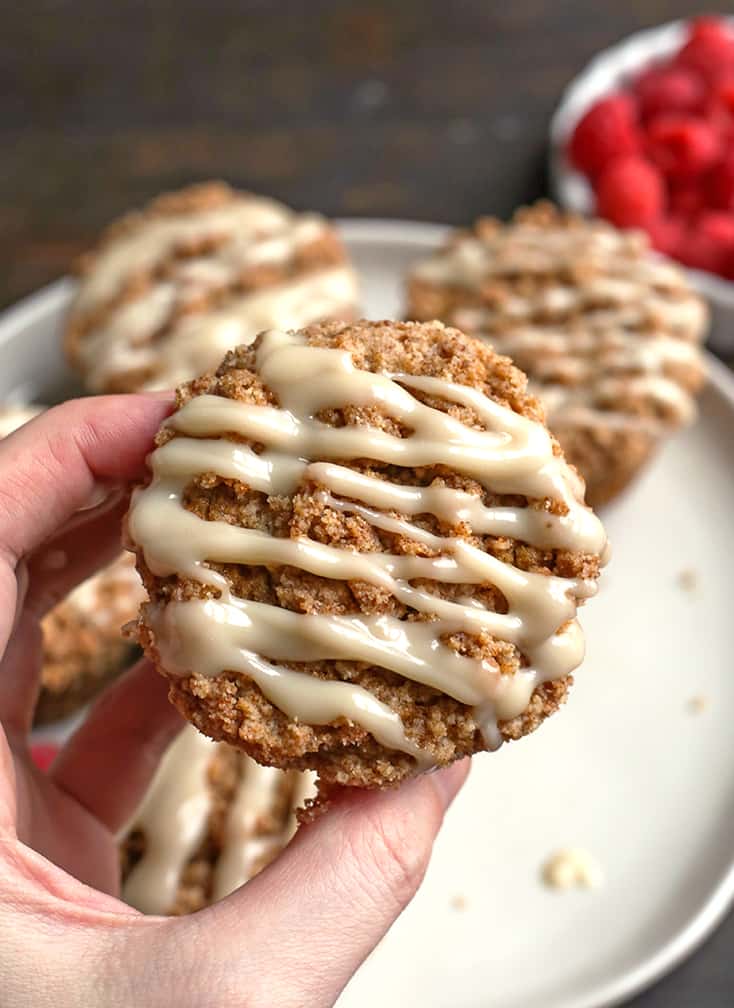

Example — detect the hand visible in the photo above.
[0,396,468,1007]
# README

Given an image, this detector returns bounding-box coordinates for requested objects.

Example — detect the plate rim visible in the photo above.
[2,216,734,1007]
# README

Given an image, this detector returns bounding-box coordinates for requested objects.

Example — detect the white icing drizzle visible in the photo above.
[459,320,699,428]
[285,768,318,836]
[412,217,707,434]
[78,196,312,312]
[130,327,606,767]
[414,221,696,307]
[212,760,317,900]
[82,266,358,392]
[122,726,218,915]
[122,725,316,914]
[70,191,358,391]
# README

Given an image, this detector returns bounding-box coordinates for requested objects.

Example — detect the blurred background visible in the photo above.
[0,0,728,310]
[3,2,734,1005]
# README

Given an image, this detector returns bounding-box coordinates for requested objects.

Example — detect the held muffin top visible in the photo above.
[65,181,359,393]
[127,319,608,788]
[407,202,708,506]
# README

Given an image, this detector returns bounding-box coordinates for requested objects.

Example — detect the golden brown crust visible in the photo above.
[132,319,601,787]
[406,201,708,507]
[550,420,658,509]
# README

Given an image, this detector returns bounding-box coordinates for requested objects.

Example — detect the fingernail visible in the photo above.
[429,758,470,809]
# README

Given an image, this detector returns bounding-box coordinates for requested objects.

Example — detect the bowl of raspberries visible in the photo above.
[550,15,734,353]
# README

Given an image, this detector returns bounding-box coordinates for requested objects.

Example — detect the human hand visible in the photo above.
[0,395,468,1007]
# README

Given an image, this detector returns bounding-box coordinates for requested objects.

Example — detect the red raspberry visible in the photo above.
[690,16,733,46]
[677,211,734,275]
[708,75,734,120]
[704,95,734,143]
[646,116,720,177]
[646,216,687,258]
[31,743,59,772]
[708,154,734,209]
[714,73,734,103]
[635,67,705,120]
[676,18,734,80]
[669,181,707,218]
[677,232,719,272]
[595,156,665,228]
[568,94,640,178]
[700,209,734,243]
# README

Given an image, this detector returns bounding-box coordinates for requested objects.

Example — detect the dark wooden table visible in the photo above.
[2,2,733,1004]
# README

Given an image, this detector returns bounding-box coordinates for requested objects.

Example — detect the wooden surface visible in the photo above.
[0,0,727,307]
[3,2,734,1004]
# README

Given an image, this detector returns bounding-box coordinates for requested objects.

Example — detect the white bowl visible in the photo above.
[549,17,734,356]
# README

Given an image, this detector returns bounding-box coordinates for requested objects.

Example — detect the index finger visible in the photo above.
[0,394,172,565]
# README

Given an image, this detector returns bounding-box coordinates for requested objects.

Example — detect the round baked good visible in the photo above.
[127,319,607,788]
[65,181,359,393]
[407,202,708,507]
[36,552,145,724]
[0,404,146,723]
[120,725,316,915]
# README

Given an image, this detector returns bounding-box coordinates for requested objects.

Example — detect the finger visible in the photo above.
[0,557,28,701]
[0,492,140,731]
[167,761,469,1008]
[51,658,183,835]
[0,606,43,733]
[23,490,133,619]
[0,724,18,830]
[0,393,173,570]
[0,553,40,735]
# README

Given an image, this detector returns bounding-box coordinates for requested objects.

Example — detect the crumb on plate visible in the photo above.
[541,847,603,890]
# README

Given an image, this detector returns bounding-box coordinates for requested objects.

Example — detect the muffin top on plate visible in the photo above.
[65,181,359,393]
[407,202,708,506]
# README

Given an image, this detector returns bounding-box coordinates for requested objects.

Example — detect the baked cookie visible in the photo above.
[407,203,708,507]
[65,181,359,393]
[0,404,146,723]
[36,552,145,724]
[127,319,607,788]
[120,724,316,915]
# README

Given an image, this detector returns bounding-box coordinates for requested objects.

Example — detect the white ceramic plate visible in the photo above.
[548,17,734,357]
[3,220,734,1008]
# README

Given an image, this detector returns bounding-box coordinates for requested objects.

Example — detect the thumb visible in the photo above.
[161,761,468,1008]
